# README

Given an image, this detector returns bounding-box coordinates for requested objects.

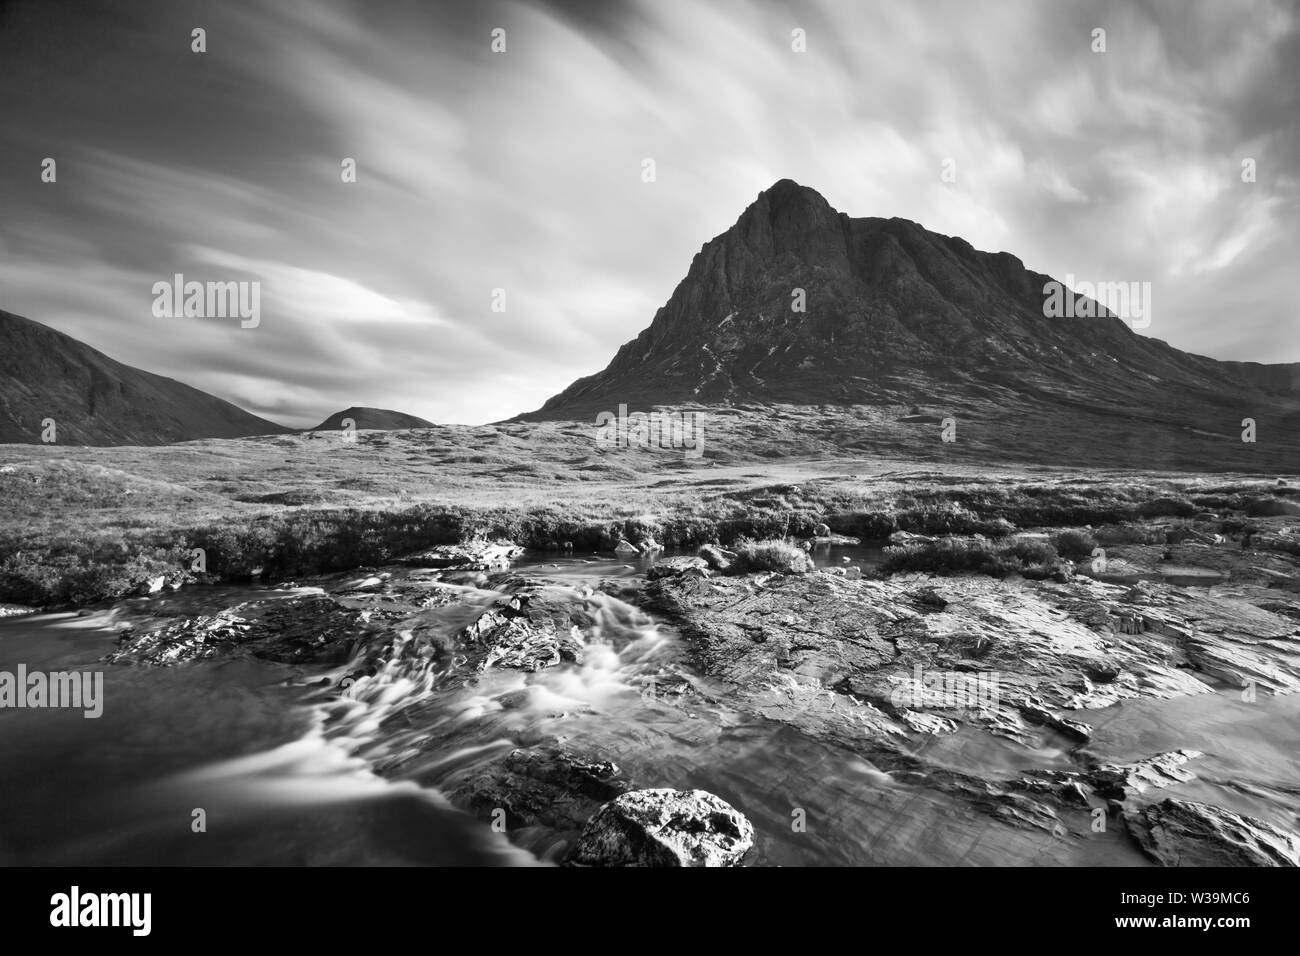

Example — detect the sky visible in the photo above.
[0,0,1296,427]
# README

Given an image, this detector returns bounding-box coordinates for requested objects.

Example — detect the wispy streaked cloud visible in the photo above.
[1,0,1296,426]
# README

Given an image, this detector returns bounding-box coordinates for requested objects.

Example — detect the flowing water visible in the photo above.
[2,548,1297,866]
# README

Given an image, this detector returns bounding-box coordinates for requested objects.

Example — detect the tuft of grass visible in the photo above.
[1050,529,1097,559]
[727,538,813,575]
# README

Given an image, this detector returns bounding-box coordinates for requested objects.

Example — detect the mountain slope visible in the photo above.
[0,310,291,445]
[309,406,435,431]
[519,180,1299,470]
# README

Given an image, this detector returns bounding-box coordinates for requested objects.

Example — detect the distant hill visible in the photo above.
[0,309,291,445]
[517,179,1300,471]
[308,406,435,431]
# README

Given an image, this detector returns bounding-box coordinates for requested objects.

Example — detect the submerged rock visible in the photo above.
[446,747,633,833]
[106,594,383,666]
[1125,798,1300,866]
[567,789,754,867]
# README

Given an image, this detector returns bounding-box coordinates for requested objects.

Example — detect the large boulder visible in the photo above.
[567,788,754,866]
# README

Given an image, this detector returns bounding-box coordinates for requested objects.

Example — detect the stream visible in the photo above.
[2,546,1297,866]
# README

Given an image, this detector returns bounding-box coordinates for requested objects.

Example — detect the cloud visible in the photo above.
[0,0,1296,426]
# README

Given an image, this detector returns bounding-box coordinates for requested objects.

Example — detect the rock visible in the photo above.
[567,789,754,867]
[811,533,860,545]
[614,539,640,555]
[400,541,523,571]
[845,566,862,580]
[646,556,709,580]
[889,531,935,546]
[105,594,381,666]
[911,585,955,609]
[1125,798,1300,866]
[1088,750,1202,799]
[446,748,632,833]
[1019,697,1092,741]
[138,575,166,595]
[641,570,1256,758]
[461,585,593,671]
[639,537,662,552]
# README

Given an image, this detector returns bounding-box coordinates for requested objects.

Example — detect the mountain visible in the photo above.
[308,406,435,431]
[519,179,1300,470]
[0,310,291,445]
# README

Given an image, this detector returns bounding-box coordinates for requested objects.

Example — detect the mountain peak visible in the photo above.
[749,178,836,221]
[519,184,1298,472]
[759,177,826,203]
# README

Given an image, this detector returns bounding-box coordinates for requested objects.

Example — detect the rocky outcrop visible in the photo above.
[1125,799,1300,866]
[1088,750,1203,799]
[640,569,1290,750]
[106,570,597,676]
[567,789,754,867]
[105,594,384,666]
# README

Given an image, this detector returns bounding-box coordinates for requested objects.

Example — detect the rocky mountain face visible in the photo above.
[309,406,435,432]
[0,309,291,446]
[521,180,1299,470]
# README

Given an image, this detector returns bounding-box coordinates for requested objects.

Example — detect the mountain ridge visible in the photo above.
[0,309,292,446]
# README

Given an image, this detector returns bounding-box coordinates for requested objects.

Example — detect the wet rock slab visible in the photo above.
[445,747,633,834]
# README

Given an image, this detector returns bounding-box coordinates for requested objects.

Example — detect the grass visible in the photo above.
[879,537,1063,578]
[0,422,1294,608]
[727,538,813,574]
[1050,529,1097,559]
